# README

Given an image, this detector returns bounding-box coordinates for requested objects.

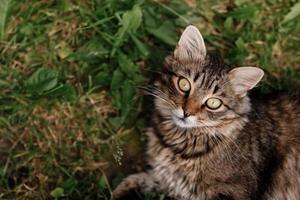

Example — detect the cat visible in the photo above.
[111,25,300,200]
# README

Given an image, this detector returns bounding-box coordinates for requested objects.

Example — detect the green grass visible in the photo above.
[0,0,299,199]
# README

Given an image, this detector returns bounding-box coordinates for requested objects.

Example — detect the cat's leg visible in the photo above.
[111,172,156,199]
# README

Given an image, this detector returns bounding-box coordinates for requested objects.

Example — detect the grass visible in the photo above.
[0,0,299,199]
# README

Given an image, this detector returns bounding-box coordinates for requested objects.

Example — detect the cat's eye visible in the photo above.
[205,98,222,110]
[178,77,191,92]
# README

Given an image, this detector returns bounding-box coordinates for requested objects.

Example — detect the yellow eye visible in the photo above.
[178,77,191,92]
[205,98,222,110]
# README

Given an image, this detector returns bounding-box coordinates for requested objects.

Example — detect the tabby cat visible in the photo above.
[112,25,300,200]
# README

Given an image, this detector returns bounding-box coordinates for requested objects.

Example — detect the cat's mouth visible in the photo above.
[172,115,219,129]
[172,115,198,128]
[171,108,217,128]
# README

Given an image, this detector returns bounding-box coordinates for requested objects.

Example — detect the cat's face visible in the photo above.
[154,26,264,130]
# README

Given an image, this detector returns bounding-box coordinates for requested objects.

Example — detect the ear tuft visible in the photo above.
[174,25,206,62]
[229,67,264,96]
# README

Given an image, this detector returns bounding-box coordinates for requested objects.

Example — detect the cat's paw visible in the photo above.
[111,172,154,199]
[110,189,142,200]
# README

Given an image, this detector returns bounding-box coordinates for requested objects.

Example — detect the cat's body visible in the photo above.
[146,93,300,200]
[112,26,300,200]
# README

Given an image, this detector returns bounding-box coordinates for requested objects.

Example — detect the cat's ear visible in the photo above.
[174,25,206,62]
[229,67,264,97]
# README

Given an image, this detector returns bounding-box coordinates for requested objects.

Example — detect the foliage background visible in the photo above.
[0,0,299,199]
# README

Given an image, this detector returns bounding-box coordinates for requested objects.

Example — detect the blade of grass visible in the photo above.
[282,1,300,24]
[0,0,11,40]
[154,1,190,25]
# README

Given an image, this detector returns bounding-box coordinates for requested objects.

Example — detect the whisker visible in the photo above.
[140,87,177,109]
[219,133,247,161]
[218,134,236,165]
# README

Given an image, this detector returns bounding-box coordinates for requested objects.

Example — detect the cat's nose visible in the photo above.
[183,110,191,118]
[184,99,198,116]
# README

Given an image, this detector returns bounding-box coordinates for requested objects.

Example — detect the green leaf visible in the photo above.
[146,21,177,46]
[235,37,246,50]
[109,116,123,128]
[120,5,143,34]
[121,80,136,117]
[282,2,300,24]
[117,53,144,85]
[0,0,11,40]
[122,81,135,104]
[159,194,165,200]
[110,69,124,92]
[118,53,138,79]
[26,68,59,94]
[224,17,233,30]
[145,192,156,200]
[94,70,111,87]
[57,42,73,59]
[61,178,77,193]
[50,187,65,198]
[112,5,143,55]
[69,38,109,62]
[111,91,122,110]
[144,8,157,28]
[229,4,258,21]
[51,84,77,102]
[130,34,150,58]
[57,0,73,12]
[98,176,107,191]
[20,23,34,36]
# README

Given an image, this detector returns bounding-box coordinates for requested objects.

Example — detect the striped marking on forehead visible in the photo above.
[193,72,221,94]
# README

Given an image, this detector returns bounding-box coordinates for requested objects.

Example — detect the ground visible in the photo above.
[0,0,299,199]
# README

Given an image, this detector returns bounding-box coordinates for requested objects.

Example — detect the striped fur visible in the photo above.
[112,27,300,200]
